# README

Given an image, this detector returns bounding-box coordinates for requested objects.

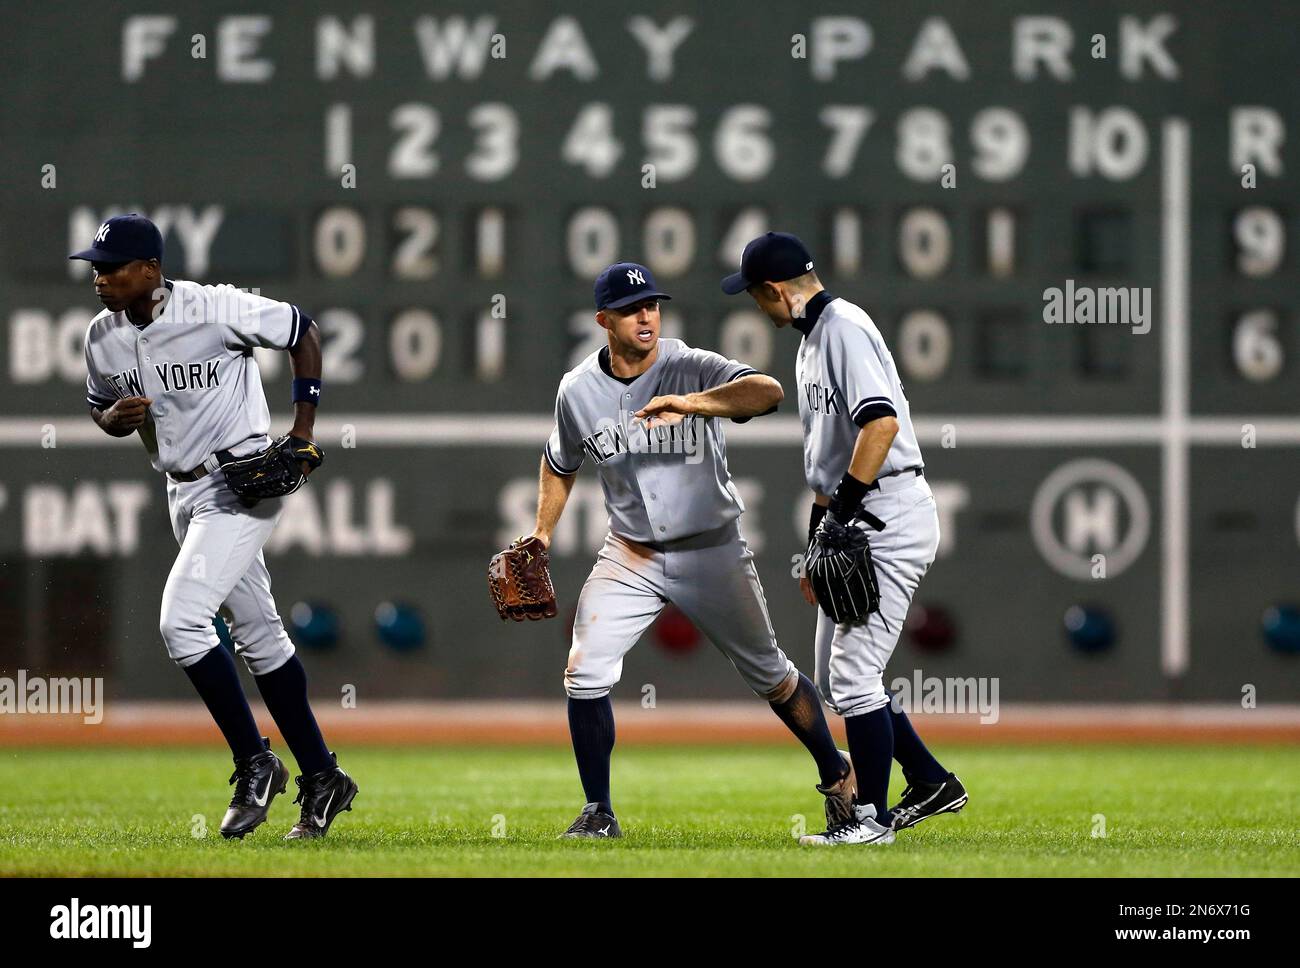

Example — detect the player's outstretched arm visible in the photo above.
[636,374,783,426]
[90,396,152,437]
[531,457,577,549]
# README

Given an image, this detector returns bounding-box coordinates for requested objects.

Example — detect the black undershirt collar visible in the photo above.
[793,290,834,337]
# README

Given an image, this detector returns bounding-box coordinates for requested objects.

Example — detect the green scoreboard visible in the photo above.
[1,2,1297,702]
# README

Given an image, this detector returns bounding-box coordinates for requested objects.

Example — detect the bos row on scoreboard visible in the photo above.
[11,300,1289,389]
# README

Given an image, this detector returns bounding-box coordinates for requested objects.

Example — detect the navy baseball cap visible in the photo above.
[68,213,164,264]
[594,262,672,310]
[721,232,815,294]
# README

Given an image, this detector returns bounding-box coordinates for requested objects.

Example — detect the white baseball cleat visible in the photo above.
[799,804,896,846]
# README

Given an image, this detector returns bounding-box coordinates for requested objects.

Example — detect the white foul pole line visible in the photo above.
[1161,118,1191,679]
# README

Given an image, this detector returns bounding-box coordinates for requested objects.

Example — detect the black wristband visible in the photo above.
[808,502,829,544]
[829,472,870,523]
[292,378,321,405]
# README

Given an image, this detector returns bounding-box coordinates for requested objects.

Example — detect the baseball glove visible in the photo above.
[221,435,324,502]
[488,536,558,622]
[805,514,883,625]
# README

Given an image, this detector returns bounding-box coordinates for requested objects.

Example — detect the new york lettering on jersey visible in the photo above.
[545,338,758,543]
[795,292,925,496]
[152,358,223,392]
[802,381,843,416]
[100,365,146,399]
[83,279,311,474]
[579,413,701,465]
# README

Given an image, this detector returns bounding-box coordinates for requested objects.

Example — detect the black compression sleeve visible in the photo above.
[829,472,870,523]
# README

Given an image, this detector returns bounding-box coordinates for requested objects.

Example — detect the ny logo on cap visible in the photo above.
[95,222,111,243]
[626,268,646,285]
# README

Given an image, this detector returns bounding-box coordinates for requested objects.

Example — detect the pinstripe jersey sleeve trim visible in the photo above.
[287,305,314,350]
[544,441,581,476]
[87,394,115,409]
[725,367,760,383]
[851,397,897,427]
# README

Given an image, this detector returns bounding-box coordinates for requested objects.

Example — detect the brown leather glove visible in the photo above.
[488,536,558,622]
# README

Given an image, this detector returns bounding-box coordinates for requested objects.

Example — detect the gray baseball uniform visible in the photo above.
[83,279,308,674]
[796,292,940,716]
[546,338,796,700]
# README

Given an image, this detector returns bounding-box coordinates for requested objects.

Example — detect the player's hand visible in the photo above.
[103,396,152,431]
[635,394,692,428]
[800,574,818,607]
[288,427,319,475]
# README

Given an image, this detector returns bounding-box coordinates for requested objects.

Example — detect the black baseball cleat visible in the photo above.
[889,773,968,830]
[284,755,358,840]
[220,740,290,840]
[559,802,622,839]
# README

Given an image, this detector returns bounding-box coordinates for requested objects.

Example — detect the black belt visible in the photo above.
[168,449,237,483]
[865,466,924,492]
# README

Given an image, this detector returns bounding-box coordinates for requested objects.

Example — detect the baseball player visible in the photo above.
[723,232,967,846]
[512,261,856,838]
[74,214,357,840]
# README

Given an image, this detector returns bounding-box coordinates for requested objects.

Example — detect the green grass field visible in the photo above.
[1,744,1296,877]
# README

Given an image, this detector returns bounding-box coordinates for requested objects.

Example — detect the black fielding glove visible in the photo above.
[805,515,882,624]
[220,435,324,502]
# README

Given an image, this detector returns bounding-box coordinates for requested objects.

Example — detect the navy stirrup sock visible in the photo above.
[568,696,616,811]
[770,673,845,787]
[254,655,333,776]
[888,702,948,784]
[844,706,895,826]
[183,646,264,761]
